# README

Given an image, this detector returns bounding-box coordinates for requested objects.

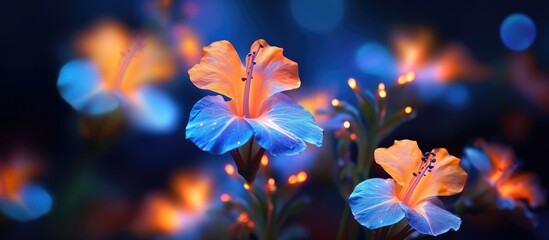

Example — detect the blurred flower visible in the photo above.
[173,25,202,68]
[134,171,212,237]
[457,140,545,226]
[57,20,179,132]
[508,53,549,112]
[349,140,467,238]
[0,149,52,221]
[186,39,323,183]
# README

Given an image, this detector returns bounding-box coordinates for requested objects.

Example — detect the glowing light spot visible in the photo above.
[220,193,231,202]
[404,106,413,114]
[406,72,415,82]
[243,183,251,191]
[500,13,536,51]
[347,78,357,89]
[331,99,340,107]
[288,175,297,184]
[397,75,407,85]
[378,83,386,90]
[261,155,269,167]
[267,178,276,191]
[290,0,344,33]
[237,212,249,223]
[378,90,387,98]
[297,171,308,183]
[350,133,357,141]
[343,121,351,129]
[268,178,275,186]
[247,221,255,228]
[225,164,235,176]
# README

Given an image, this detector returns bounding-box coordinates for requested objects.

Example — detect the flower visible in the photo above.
[186,39,323,182]
[458,140,545,223]
[0,153,52,221]
[57,20,178,132]
[349,140,467,238]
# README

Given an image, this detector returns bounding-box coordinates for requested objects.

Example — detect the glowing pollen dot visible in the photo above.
[243,183,251,191]
[404,106,413,114]
[343,121,351,129]
[225,164,235,176]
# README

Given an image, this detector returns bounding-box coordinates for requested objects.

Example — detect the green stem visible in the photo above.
[336,203,350,240]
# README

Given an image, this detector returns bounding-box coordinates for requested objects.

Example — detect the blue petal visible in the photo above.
[0,184,52,221]
[244,93,323,155]
[125,87,179,133]
[402,198,461,236]
[462,147,492,174]
[186,95,253,154]
[57,60,119,115]
[348,178,405,229]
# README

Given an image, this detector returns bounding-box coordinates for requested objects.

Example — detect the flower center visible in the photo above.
[242,43,264,117]
[400,151,437,203]
[113,36,145,91]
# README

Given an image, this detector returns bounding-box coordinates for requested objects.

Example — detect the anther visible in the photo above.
[412,172,418,177]
[431,158,436,163]
[241,77,247,81]
[421,157,427,162]
[259,44,264,48]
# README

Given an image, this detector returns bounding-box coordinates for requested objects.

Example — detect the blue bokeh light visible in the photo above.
[355,43,397,79]
[500,13,536,51]
[290,0,344,33]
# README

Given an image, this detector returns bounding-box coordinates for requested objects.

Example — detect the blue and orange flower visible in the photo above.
[57,20,178,132]
[349,140,467,238]
[0,152,52,221]
[458,140,545,224]
[186,39,323,182]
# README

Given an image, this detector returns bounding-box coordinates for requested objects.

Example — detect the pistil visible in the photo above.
[113,36,145,90]
[400,152,436,203]
[242,43,264,117]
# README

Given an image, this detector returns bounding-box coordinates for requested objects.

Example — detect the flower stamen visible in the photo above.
[114,36,145,90]
[242,42,264,117]
[401,151,436,203]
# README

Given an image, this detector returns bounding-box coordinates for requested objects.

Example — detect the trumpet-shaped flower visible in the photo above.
[186,39,323,182]
[349,140,467,237]
[57,21,178,132]
[0,157,52,221]
[458,140,545,222]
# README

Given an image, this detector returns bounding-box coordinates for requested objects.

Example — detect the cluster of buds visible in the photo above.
[218,154,310,240]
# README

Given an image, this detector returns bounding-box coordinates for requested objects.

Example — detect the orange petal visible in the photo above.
[374,140,423,187]
[247,39,300,117]
[408,148,467,206]
[476,140,516,183]
[498,173,545,208]
[119,36,176,94]
[76,20,130,90]
[188,40,245,115]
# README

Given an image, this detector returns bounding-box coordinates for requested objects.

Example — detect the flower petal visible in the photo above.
[476,140,516,183]
[409,148,467,205]
[349,178,405,229]
[186,95,253,154]
[188,40,245,115]
[402,198,461,236]
[462,147,492,174]
[244,93,323,155]
[0,184,52,221]
[374,140,423,187]
[247,39,300,117]
[125,87,179,133]
[57,60,120,115]
[498,172,546,208]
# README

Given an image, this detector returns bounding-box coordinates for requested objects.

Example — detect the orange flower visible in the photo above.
[186,39,323,182]
[349,140,467,236]
[460,140,545,214]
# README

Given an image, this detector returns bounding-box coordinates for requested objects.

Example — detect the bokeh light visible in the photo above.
[500,13,536,51]
[290,0,344,33]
